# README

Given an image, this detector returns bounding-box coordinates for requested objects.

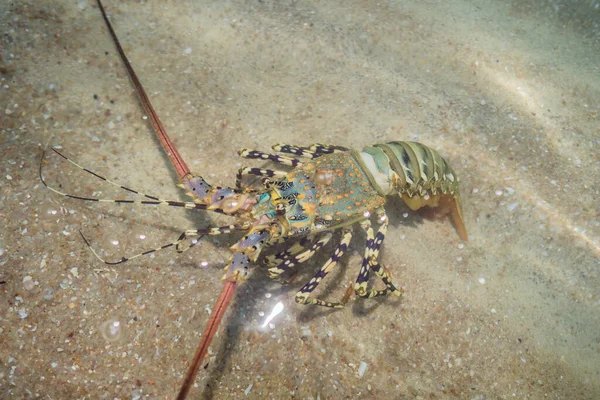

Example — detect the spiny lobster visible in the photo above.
[40,1,468,398]
[43,140,468,307]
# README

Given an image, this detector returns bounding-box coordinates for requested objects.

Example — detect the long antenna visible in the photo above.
[176,280,237,399]
[96,2,239,398]
[96,0,191,180]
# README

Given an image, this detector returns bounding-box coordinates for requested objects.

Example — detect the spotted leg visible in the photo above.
[354,211,403,299]
[295,228,353,308]
[267,233,333,283]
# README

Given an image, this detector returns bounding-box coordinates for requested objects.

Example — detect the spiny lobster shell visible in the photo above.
[277,151,387,233]
[275,142,467,241]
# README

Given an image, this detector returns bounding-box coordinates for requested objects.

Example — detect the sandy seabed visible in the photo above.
[1,1,599,399]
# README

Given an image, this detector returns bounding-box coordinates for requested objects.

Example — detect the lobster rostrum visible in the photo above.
[176,140,468,308]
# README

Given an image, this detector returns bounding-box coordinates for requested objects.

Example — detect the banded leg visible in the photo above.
[235,166,287,190]
[308,143,349,154]
[266,233,333,282]
[354,212,403,298]
[295,228,353,308]
[272,143,350,159]
[81,223,250,265]
[264,235,315,268]
[272,144,319,159]
[238,149,302,167]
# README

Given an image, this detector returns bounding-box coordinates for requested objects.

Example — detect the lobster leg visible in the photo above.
[294,228,353,308]
[264,235,315,268]
[354,216,403,298]
[235,167,287,190]
[272,143,350,158]
[365,260,403,298]
[266,233,333,282]
[238,149,302,167]
[308,143,350,154]
[272,144,319,159]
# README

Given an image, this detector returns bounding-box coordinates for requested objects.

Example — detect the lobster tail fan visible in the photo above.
[440,193,468,241]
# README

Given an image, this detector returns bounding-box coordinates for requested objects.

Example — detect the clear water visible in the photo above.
[1,0,599,398]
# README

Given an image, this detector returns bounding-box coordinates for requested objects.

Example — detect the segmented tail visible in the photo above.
[359,141,468,241]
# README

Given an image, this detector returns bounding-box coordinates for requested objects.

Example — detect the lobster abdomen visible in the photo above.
[358,141,468,241]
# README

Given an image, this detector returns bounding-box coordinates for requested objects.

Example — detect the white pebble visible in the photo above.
[23,276,35,291]
[6,174,12,180]
[472,188,479,194]
[70,267,79,278]
[18,309,28,319]
[504,187,515,196]
[402,213,408,218]
[457,243,464,249]
[357,361,368,378]
[478,277,486,284]
[507,202,519,212]
[495,189,503,196]
[184,47,192,55]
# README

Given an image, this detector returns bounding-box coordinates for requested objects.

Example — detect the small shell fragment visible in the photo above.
[357,361,368,378]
